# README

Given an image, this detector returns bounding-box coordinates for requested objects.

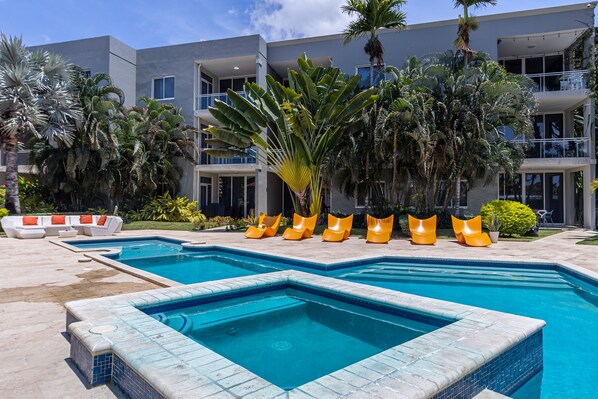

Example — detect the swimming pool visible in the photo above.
[65,237,598,398]
[143,287,443,390]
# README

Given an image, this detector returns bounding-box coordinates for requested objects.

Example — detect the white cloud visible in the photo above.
[228,8,238,16]
[246,0,353,41]
[40,34,52,43]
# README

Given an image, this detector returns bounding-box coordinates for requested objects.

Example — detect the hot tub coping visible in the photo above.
[66,270,545,399]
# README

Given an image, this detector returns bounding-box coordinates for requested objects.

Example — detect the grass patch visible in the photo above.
[577,234,598,245]
[498,229,563,242]
[122,221,195,231]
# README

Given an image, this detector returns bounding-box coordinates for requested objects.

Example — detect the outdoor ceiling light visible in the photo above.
[233,66,240,70]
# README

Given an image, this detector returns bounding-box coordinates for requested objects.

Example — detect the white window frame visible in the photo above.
[218,75,256,93]
[152,75,175,101]
[498,52,564,74]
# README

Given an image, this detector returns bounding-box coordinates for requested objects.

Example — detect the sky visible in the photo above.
[0,0,591,48]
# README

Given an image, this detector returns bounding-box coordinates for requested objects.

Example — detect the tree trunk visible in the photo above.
[295,191,310,217]
[369,61,374,87]
[4,135,21,214]
[391,130,398,204]
[454,177,461,217]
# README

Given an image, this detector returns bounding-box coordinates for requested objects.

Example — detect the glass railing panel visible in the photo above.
[217,148,257,164]
[522,138,590,158]
[195,91,248,110]
[197,147,257,165]
[524,70,589,93]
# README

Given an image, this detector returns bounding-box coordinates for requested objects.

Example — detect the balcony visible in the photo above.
[195,91,248,111]
[524,138,590,159]
[525,70,589,93]
[198,147,256,166]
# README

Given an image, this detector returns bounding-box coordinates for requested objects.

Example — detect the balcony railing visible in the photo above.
[525,70,589,93]
[523,138,590,158]
[196,91,248,110]
[198,147,257,165]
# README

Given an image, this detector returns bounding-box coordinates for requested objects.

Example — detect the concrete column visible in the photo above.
[255,49,268,215]
[583,164,596,229]
[564,171,576,225]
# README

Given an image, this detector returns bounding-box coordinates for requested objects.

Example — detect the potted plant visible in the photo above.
[487,211,501,243]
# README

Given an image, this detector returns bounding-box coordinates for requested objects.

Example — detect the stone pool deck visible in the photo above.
[0,228,596,398]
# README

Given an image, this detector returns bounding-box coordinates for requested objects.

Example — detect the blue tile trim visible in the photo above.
[432,330,544,399]
[64,235,185,247]
[292,283,453,327]
[112,355,165,399]
[70,336,113,386]
[140,282,285,313]
[140,282,452,328]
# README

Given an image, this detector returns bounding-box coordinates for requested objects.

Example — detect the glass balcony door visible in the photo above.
[545,173,563,224]
[218,175,256,218]
[501,172,564,224]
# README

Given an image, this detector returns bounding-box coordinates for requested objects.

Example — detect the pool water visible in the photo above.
[68,238,598,398]
[144,288,440,390]
[125,254,280,284]
[69,238,183,260]
[333,263,598,399]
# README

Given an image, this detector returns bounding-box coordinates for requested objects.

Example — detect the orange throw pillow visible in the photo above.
[23,216,38,226]
[80,214,93,224]
[51,215,66,225]
[97,215,107,226]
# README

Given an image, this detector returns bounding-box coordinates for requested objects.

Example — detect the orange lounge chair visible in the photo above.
[408,215,437,245]
[282,213,318,240]
[244,213,282,239]
[366,214,394,244]
[451,216,492,247]
[322,214,353,242]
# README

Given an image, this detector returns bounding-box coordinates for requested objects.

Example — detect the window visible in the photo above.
[503,59,522,74]
[81,69,92,78]
[153,76,175,100]
[356,65,384,88]
[355,182,386,207]
[499,173,522,202]
[436,181,468,208]
[219,76,255,93]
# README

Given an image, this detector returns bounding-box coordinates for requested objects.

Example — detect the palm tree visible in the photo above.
[31,70,124,210]
[205,54,377,216]
[342,0,407,87]
[453,0,497,56]
[113,98,197,209]
[425,51,535,214]
[0,35,80,214]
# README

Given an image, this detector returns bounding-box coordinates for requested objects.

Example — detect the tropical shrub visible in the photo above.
[189,212,208,230]
[279,216,291,227]
[480,200,536,236]
[0,207,8,219]
[193,215,249,231]
[139,193,204,223]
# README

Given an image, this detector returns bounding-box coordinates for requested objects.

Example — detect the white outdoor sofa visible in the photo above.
[1,215,123,239]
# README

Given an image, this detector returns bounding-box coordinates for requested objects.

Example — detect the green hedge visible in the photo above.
[480,200,536,236]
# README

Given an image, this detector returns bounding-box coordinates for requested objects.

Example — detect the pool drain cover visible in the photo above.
[89,325,118,334]
[271,340,292,351]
